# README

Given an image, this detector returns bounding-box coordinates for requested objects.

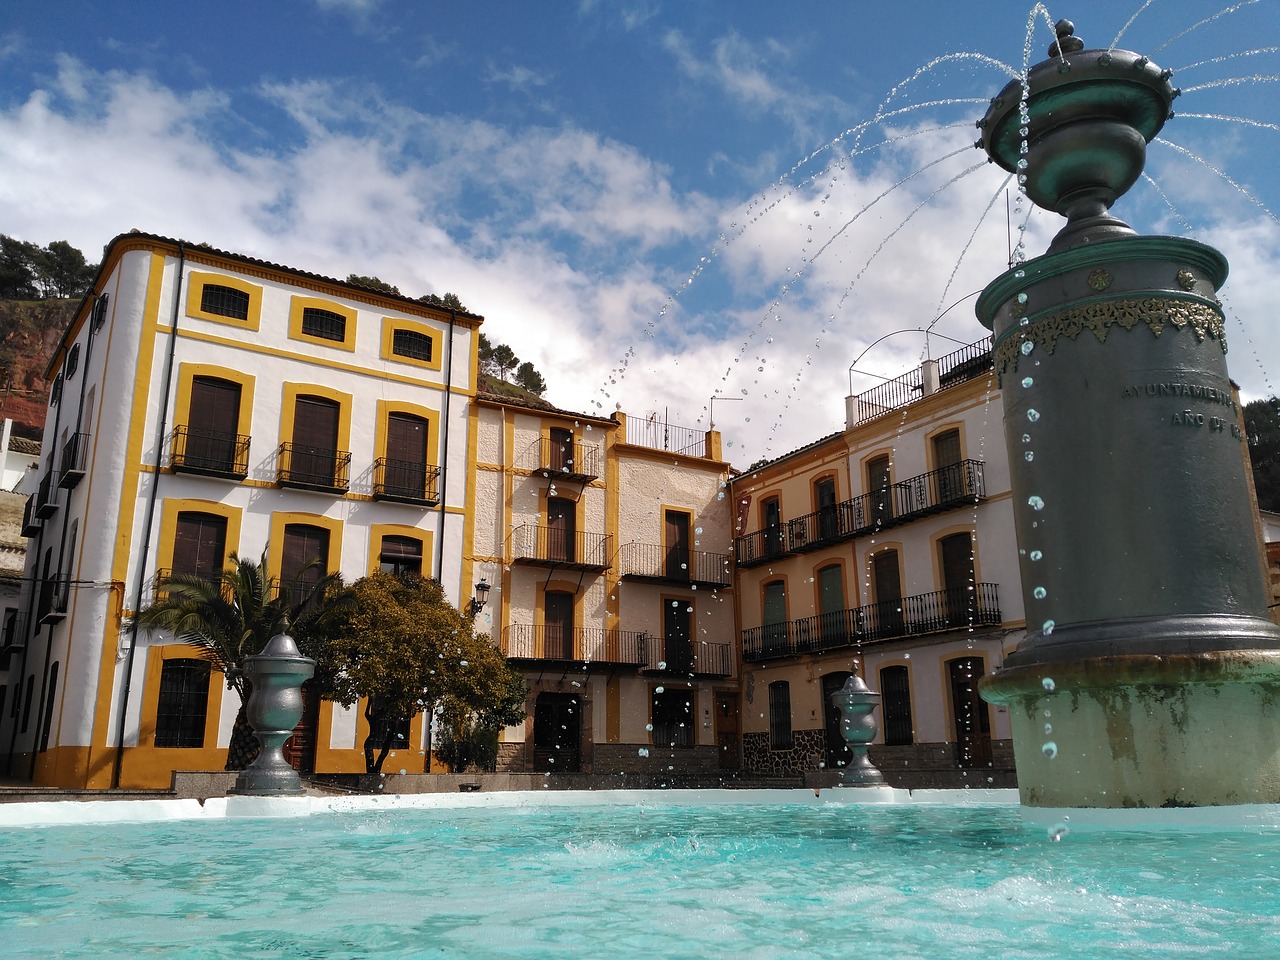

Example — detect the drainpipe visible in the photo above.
[112,243,186,789]
[433,309,456,589]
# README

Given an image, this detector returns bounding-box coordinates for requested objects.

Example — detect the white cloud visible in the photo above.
[2,55,1278,469]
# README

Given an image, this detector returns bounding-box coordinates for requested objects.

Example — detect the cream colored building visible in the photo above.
[731,339,1023,785]
[467,398,738,776]
[0,233,478,788]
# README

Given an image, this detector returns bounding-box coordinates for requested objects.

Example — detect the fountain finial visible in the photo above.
[1048,20,1084,58]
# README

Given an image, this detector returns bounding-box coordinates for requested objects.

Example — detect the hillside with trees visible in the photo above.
[0,234,95,438]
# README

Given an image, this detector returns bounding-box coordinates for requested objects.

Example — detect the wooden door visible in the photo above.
[815,476,838,540]
[188,377,240,470]
[292,396,340,485]
[871,549,903,638]
[663,597,693,673]
[950,657,992,768]
[867,455,893,524]
[533,693,581,772]
[385,412,428,499]
[544,591,574,659]
[546,497,575,562]
[715,692,740,769]
[933,429,963,503]
[665,510,691,580]
[939,532,976,628]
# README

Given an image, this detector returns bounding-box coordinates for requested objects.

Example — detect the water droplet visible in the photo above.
[638,747,649,757]
[459,660,468,667]
[1043,619,1056,635]
[903,653,911,660]
[1024,450,1035,462]
[1016,292,1029,304]
[1021,376,1034,388]
[645,723,653,732]
[1026,409,1040,423]
[1047,823,1069,842]
[1020,341,1034,356]
[1042,741,1058,759]
[1030,550,1043,561]
[1043,723,1053,736]
[1033,586,1047,600]
[1027,495,1045,511]
[655,686,665,693]
[399,769,407,776]
[1022,433,1031,443]
[1014,269,1026,279]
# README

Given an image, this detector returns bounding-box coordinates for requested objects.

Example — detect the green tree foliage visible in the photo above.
[321,573,526,774]
[1246,397,1280,511]
[0,234,96,299]
[419,291,467,312]
[514,360,547,396]
[346,274,401,295]
[133,550,347,769]
[489,342,518,381]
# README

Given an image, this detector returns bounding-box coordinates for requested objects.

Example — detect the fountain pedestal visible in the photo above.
[230,630,315,797]
[830,674,887,787]
[974,21,1280,808]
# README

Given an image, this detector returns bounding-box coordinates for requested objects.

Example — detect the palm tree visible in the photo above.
[134,549,346,770]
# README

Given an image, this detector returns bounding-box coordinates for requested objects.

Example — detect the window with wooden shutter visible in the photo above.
[288,396,342,488]
[376,413,431,501]
[182,377,243,474]
[172,512,227,581]
[768,681,792,751]
[281,524,330,607]
[379,535,423,579]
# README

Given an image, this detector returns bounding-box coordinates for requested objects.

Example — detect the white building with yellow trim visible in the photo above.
[467,397,739,777]
[0,233,478,789]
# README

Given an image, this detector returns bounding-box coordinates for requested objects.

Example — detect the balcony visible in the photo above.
[38,576,70,625]
[617,542,732,588]
[503,625,648,666]
[625,417,708,458]
[372,458,440,505]
[510,525,612,570]
[852,337,993,425]
[277,442,351,494]
[735,460,986,567]
[20,495,41,537]
[171,425,250,479]
[741,583,1002,662]
[34,472,58,520]
[521,436,601,483]
[643,639,734,677]
[1,613,26,651]
[58,432,89,489]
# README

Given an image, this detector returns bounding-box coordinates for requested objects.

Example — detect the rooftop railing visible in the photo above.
[625,417,706,458]
[852,338,993,426]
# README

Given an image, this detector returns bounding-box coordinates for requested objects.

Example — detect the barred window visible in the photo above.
[155,658,211,748]
[768,680,793,751]
[66,343,81,379]
[200,284,250,321]
[301,307,347,342]
[392,329,433,362]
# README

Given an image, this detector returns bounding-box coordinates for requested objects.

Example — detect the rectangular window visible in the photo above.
[181,376,245,475]
[155,659,211,748]
[281,524,331,608]
[392,329,433,362]
[880,665,914,746]
[651,688,693,748]
[663,597,693,673]
[200,284,250,321]
[172,513,228,581]
[768,681,793,751]
[301,307,347,342]
[38,662,58,753]
[379,535,423,578]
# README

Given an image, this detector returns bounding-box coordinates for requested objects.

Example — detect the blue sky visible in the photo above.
[1,1,1277,464]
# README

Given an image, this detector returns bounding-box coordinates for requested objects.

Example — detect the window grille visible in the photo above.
[200,284,250,321]
[301,307,346,342]
[392,329,433,362]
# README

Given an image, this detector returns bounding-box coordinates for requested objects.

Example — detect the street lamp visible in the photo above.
[469,578,490,617]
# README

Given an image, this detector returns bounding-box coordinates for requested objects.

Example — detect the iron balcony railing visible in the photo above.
[277,442,351,493]
[625,417,706,458]
[741,583,1002,662]
[692,641,733,677]
[372,458,441,505]
[58,431,89,489]
[171,424,251,479]
[617,542,732,587]
[20,495,41,537]
[35,472,58,520]
[510,525,612,570]
[736,460,985,566]
[151,569,233,606]
[38,576,70,625]
[853,338,993,425]
[503,625,648,666]
[521,437,601,482]
[1,612,26,651]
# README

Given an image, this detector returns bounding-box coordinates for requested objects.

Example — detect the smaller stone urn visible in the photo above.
[231,628,315,797]
[829,674,886,787]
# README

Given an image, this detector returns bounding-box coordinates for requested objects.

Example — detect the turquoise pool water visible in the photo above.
[3,797,1280,959]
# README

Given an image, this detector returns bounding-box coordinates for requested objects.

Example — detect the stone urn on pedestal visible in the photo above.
[231,628,315,797]
[830,674,887,787]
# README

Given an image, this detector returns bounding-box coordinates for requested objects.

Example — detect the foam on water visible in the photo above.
[3,792,1280,959]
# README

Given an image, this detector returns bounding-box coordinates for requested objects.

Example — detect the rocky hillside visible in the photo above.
[0,299,76,439]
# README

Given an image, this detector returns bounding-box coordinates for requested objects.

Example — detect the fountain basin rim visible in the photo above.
[981,648,1280,704]
[976,234,1229,333]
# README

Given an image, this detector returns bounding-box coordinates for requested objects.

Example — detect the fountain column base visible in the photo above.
[983,650,1280,808]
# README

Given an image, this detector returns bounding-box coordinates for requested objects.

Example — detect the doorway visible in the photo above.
[949,657,992,768]
[532,692,581,772]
